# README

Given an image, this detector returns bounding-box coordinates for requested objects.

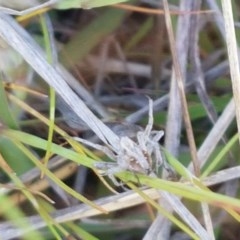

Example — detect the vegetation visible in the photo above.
[0,0,240,239]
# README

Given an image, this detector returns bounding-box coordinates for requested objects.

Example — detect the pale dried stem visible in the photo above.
[1,165,240,239]
[163,0,200,175]
[144,1,204,239]
[221,0,240,143]
[0,12,120,148]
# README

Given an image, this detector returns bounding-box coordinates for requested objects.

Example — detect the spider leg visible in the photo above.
[136,131,147,151]
[74,137,116,160]
[94,162,125,186]
[94,161,118,170]
[144,97,154,138]
[150,130,164,142]
[160,150,176,178]
[149,141,174,176]
[0,0,57,16]
[152,143,163,171]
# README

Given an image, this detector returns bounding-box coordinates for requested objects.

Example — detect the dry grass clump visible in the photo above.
[0,1,240,239]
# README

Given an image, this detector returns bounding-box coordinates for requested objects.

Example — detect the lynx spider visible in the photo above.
[74,98,165,183]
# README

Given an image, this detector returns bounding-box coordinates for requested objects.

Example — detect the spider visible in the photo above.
[74,98,165,183]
